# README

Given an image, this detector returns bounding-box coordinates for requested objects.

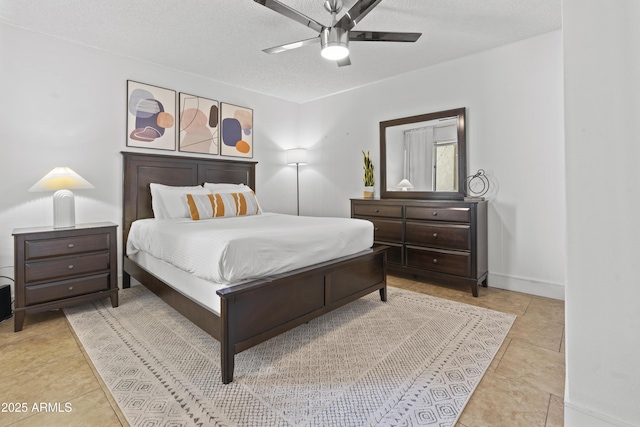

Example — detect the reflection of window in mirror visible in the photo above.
[432,121,458,191]
[435,143,458,191]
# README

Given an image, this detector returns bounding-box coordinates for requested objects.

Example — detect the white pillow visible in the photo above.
[150,183,210,219]
[203,182,248,191]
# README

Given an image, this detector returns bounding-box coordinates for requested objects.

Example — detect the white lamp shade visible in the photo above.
[397,178,414,191]
[29,167,94,192]
[286,148,308,165]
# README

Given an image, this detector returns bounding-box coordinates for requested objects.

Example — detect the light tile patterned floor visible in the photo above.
[0,275,564,427]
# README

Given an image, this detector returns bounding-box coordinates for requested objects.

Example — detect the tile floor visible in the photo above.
[0,275,565,427]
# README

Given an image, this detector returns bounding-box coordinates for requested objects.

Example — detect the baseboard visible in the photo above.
[565,401,637,427]
[488,272,565,300]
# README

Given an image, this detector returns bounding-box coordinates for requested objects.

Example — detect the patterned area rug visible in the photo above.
[65,285,514,427]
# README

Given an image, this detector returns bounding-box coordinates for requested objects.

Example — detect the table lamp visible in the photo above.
[397,178,414,191]
[29,167,95,228]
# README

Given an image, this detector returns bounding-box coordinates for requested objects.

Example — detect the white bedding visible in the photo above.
[126,212,374,285]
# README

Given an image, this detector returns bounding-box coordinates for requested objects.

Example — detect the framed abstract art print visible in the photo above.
[220,102,253,158]
[127,81,176,151]
[178,93,219,155]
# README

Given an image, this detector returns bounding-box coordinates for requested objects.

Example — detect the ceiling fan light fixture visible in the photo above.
[255,0,421,67]
[321,44,349,60]
[320,27,349,60]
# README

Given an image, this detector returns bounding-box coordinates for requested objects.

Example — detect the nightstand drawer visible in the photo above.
[406,206,470,223]
[406,246,471,277]
[25,274,110,305]
[353,203,403,218]
[25,253,110,283]
[25,234,111,260]
[406,222,471,250]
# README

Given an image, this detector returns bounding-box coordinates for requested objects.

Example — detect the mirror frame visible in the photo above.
[380,107,466,200]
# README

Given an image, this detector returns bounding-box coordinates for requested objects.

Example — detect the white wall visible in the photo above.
[563,1,640,425]
[0,23,301,295]
[298,31,566,300]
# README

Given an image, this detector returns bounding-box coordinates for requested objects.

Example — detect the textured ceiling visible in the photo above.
[0,0,561,103]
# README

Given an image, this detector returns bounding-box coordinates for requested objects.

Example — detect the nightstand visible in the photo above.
[12,222,118,332]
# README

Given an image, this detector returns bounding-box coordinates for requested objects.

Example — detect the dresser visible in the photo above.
[13,222,118,331]
[351,198,487,296]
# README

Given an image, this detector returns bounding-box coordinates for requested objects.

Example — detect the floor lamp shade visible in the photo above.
[286,148,308,165]
[29,167,94,228]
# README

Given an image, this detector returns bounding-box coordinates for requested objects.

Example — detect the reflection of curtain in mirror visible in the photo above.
[404,127,432,191]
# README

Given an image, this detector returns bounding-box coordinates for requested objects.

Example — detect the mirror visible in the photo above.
[380,108,466,200]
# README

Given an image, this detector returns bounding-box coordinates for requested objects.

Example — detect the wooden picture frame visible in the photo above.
[220,102,253,158]
[178,93,220,155]
[126,81,176,151]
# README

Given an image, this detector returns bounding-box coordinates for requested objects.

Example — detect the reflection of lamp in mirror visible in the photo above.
[286,149,308,215]
[29,167,95,228]
[397,178,414,191]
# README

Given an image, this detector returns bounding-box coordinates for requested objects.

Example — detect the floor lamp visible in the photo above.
[286,148,308,215]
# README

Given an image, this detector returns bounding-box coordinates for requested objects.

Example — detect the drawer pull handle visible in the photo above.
[433,258,438,264]
[68,243,74,248]
[68,286,74,291]
[433,233,438,238]
[374,209,379,213]
[374,228,379,231]
[432,212,438,216]
[68,265,74,269]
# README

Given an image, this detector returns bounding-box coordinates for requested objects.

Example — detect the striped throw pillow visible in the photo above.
[185,192,261,220]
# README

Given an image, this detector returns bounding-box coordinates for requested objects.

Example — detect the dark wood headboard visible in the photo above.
[122,152,257,249]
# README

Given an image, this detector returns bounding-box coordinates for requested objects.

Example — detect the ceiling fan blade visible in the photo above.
[349,31,422,42]
[263,37,320,54]
[337,55,351,67]
[336,0,383,31]
[253,0,324,34]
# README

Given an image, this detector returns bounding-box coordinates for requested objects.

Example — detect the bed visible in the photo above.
[121,152,388,384]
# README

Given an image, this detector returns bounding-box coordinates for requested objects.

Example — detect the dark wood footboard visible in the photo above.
[218,246,387,383]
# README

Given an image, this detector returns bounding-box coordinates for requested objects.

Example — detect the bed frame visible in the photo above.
[121,152,388,383]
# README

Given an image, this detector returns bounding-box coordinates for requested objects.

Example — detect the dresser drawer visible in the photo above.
[353,203,403,218]
[371,219,403,243]
[406,206,470,223]
[24,253,110,283]
[25,274,110,306]
[406,222,470,250]
[25,234,111,260]
[406,246,471,277]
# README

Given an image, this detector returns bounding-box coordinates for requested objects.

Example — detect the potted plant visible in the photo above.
[362,150,375,198]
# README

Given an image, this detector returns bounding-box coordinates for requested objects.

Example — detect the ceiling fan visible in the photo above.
[253,0,422,67]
